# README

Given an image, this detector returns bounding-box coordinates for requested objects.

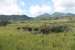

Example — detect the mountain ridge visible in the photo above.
[0,15,31,21]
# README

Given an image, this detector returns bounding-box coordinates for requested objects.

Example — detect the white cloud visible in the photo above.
[29,4,51,17]
[52,0,75,13]
[0,0,22,15]
[1,0,75,17]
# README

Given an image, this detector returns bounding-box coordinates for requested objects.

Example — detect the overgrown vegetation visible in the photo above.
[0,20,11,26]
[17,24,71,34]
[0,16,75,50]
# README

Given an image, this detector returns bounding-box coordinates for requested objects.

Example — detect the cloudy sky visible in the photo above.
[0,0,75,17]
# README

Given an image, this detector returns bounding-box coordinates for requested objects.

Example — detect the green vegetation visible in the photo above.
[0,14,75,50]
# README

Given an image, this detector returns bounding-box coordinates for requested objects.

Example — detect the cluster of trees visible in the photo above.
[0,15,31,21]
[17,24,71,34]
[0,15,31,26]
[0,20,11,26]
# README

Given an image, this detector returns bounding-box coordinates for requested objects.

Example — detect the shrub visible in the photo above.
[22,27,32,32]
[16,24,71,34]
[0,20,10,26]
[17,27,21,30]
[50,25,69,32]
[39,24,70,34]
[34,28,39,31]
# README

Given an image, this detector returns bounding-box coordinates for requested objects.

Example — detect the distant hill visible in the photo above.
[0,12,75,21]
[38,13,51,17]
[34,12,75,20]
[0,15,31,21]
[51,12,65,17]
[51,12,75,17]
[35,13,51,20]
[65,13,75,17]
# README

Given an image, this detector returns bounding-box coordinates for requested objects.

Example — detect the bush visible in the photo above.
[16,24,71,34]
[22,27,32,32]
[39,24,70,34]
[0,20,10,26]
[49,25,69,32]
[17,27,21,30]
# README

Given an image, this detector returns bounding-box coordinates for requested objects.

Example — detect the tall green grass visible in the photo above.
[0,20,74,50]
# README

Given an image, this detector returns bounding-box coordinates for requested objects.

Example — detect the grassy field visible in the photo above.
[0,20,75,50]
